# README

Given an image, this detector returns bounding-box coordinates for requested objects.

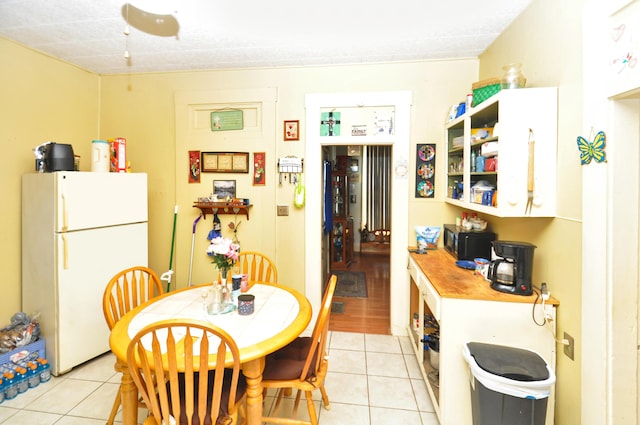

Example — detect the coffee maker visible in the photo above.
[488,240,536,296]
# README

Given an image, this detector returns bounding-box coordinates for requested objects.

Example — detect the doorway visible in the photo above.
[324,145,392,334]
[304,91,411,336]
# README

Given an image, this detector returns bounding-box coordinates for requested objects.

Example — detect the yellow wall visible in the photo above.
[0,38,100,325]
[98,61,478,295]
[478,0,585,424]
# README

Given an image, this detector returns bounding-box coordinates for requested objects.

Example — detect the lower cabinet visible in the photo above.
[407,254,557,425]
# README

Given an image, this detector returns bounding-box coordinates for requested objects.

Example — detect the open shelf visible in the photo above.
[193,202,252,220]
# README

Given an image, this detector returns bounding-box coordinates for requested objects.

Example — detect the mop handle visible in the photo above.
[188,214,203,287]
[193,214,202,232]
[167,205,178,292]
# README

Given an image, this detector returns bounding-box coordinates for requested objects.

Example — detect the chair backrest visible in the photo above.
[127,319,243,425]
[298,274,337,381]
[237,251,278,284]
[102,266,164,330]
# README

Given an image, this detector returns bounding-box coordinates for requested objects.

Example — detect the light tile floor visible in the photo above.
[0,331,439,425]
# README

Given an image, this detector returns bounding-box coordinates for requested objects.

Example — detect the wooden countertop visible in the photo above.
[409,249,559,305]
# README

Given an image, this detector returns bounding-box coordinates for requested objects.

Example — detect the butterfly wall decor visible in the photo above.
[577,131,607,165]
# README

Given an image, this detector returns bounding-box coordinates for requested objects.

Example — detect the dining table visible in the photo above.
[109,282,312,425]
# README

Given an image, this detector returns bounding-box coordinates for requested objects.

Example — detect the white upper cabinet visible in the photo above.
[445,87,558,217]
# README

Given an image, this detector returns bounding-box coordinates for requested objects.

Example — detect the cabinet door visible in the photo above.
[345,220,353,265]
[330,220,347,269]
[330,219,353,269]
[56,222,148,374]
[332,172,348,218]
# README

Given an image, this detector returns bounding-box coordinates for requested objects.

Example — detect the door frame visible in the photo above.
[582,2,640,423]
[304,91,412,334]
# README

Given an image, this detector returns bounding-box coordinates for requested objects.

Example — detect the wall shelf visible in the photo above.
[193,202,252,220]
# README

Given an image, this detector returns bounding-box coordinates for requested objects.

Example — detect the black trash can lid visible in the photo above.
[466,342,549,382]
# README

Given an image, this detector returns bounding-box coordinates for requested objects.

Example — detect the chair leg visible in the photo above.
[292,389,302,417]
[107,387,121,425]
[319,384,331,410]
[237,401,246,425]
[305,391,319,425]
[271,388,285,414]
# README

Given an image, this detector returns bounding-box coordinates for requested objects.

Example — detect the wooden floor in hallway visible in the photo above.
[329,252,391,335]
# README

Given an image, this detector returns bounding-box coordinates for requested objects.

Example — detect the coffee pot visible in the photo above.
[488,240,536,296]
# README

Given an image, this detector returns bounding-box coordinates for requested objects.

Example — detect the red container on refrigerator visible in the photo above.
[109,137,127,173]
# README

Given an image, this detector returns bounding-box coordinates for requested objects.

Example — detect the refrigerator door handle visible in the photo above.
[61,188,68,232]
[62,234,69,269]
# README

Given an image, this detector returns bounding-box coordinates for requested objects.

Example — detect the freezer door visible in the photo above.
[55,171,148,231]
[55,222,148,374]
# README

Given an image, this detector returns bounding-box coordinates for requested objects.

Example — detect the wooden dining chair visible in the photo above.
[236,251,278,284]
[127,318,247,425]
[102,266,164,425]
[260,275,337,425]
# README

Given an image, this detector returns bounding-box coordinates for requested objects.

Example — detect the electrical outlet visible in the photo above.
[277,205,289,216]
[564,332,575,360]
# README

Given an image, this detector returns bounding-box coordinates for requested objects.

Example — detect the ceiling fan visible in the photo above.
[121,2,179,38]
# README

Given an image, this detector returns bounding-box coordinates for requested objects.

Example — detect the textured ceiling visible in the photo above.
[0,0,532,75]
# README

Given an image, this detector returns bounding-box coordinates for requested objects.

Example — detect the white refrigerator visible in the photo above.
[22,171,148,375]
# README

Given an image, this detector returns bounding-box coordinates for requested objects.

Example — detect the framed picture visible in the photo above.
[211,109,243,131]
[201,152,249,173]
[253,152,266,186]
[213,180,236,199]
[415,143,436,198]
[284,120,299,141]
[188,150,200,183]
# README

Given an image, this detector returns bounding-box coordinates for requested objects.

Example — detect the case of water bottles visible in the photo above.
[0,338,50,403]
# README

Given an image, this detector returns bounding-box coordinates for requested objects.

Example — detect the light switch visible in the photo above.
[277,205,289,216]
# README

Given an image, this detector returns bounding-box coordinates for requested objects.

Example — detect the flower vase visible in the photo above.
[218,267,230,285]
[218,268,232,306]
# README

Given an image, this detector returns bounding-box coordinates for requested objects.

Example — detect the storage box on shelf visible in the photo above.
[471,77,501,107]
[446,87,558,217]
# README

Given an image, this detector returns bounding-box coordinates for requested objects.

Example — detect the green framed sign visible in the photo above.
[211,110,244,131]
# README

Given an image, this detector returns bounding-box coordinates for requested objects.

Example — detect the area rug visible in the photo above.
[332,271,368,298]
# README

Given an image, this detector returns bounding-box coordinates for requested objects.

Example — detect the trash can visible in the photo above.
[462,342,556,425]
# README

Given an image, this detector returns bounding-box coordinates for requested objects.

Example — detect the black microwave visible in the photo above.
[443,224,496,260]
